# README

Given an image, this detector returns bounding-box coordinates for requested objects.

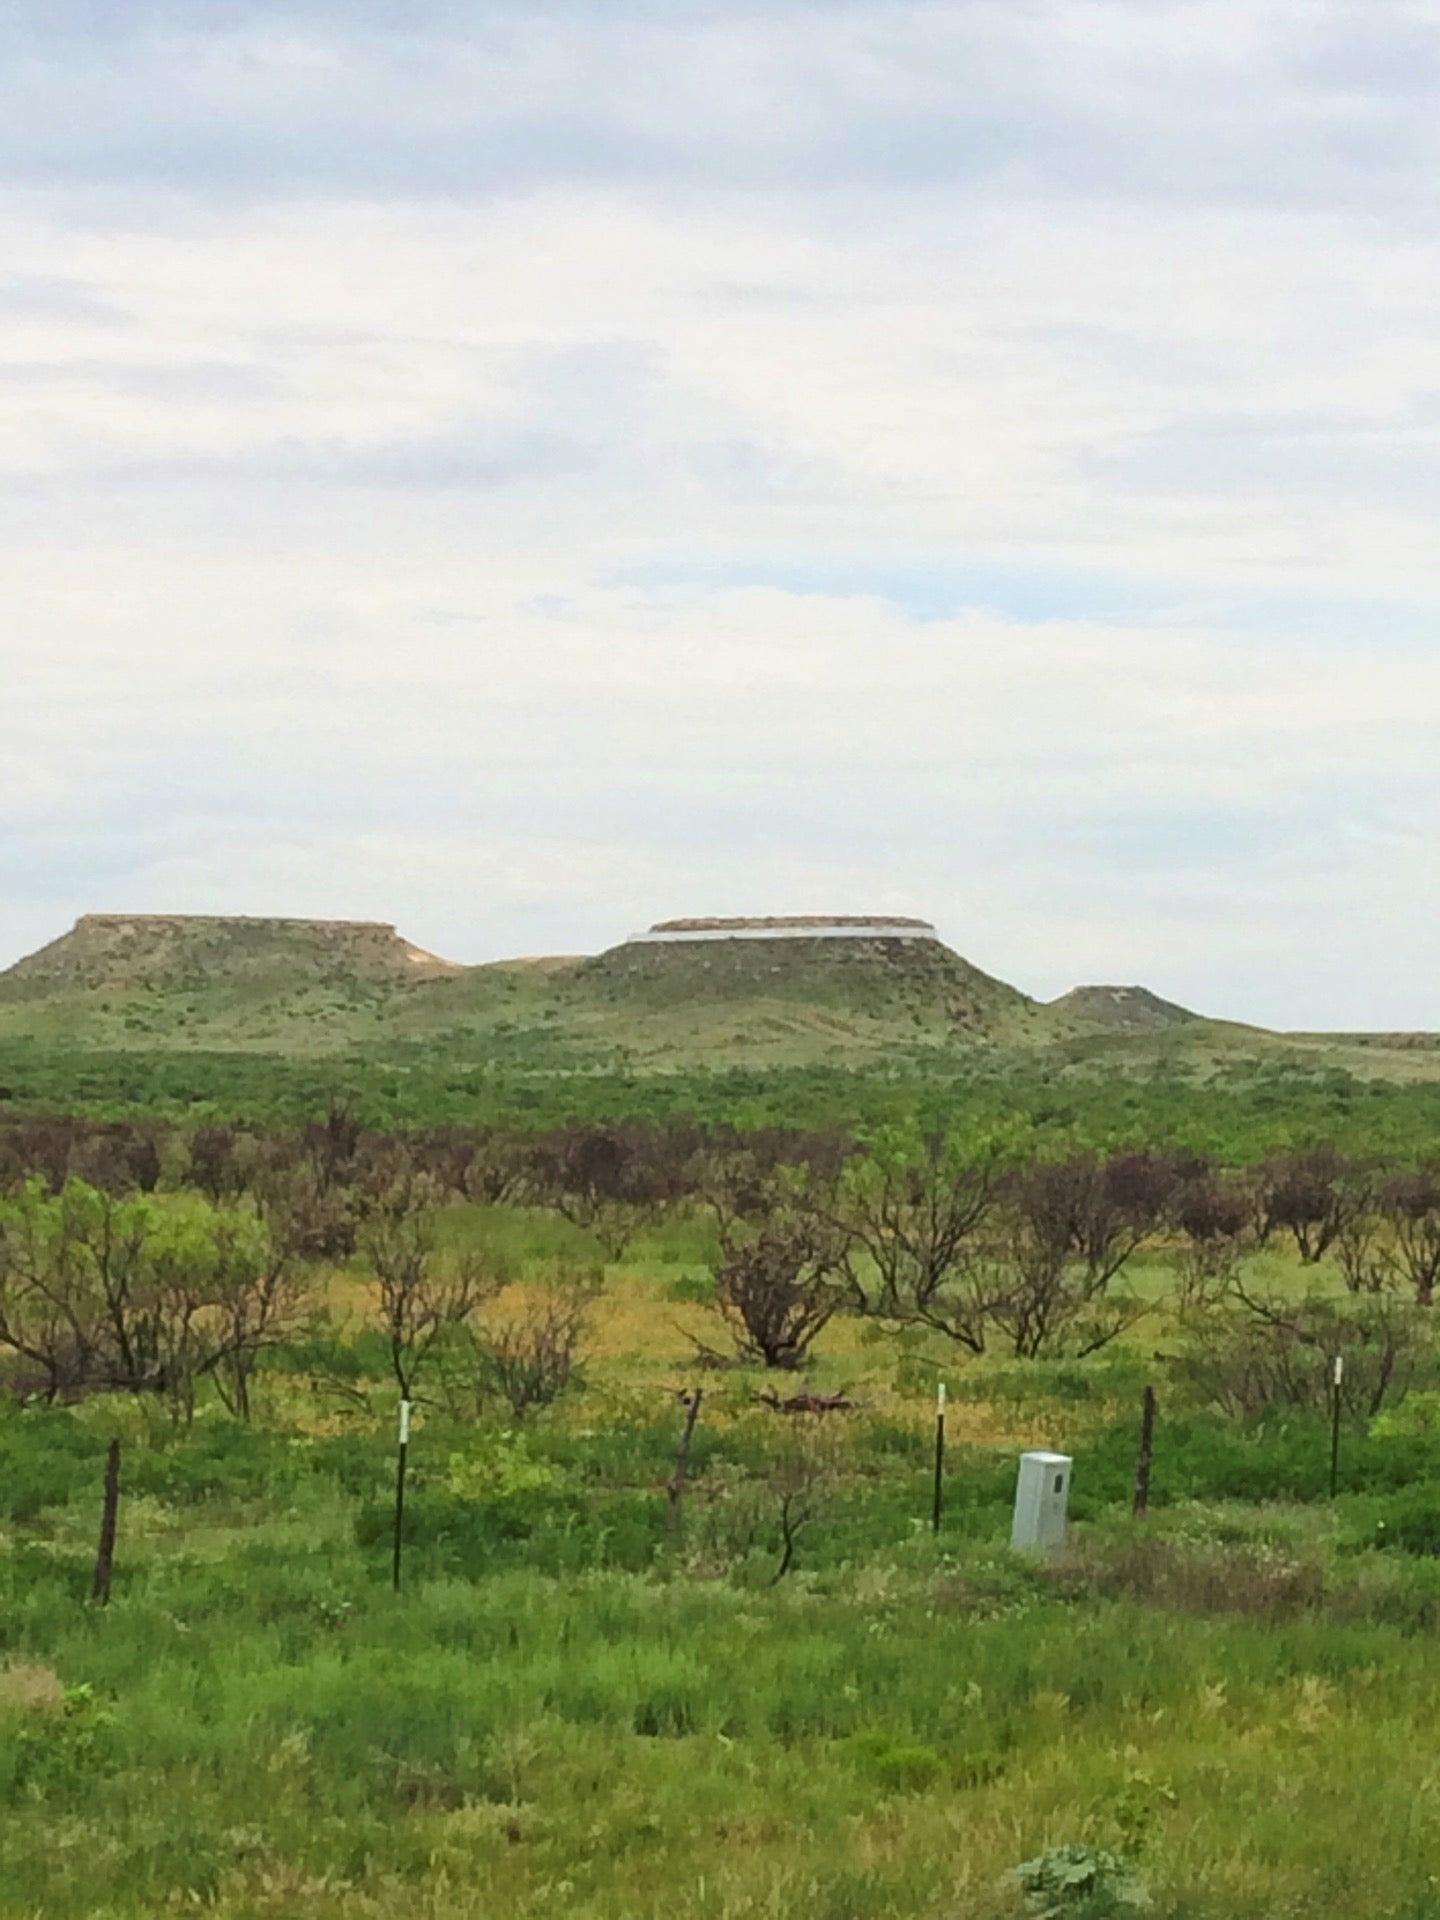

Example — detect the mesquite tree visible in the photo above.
[527,1124,694,1261]
[0,1179,312,1417]
[1378,1167,1440,1306]
[1170,1166,1257,1308]
[468,1278,596,1420]
[823,1130,1011,1351]
[980,1152,1178,1359]
[704,1152,847,1369]
[360,1175,499,1401]
[1256,1146,1371,1265]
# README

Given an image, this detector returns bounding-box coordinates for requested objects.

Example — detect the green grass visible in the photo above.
[10,1409,1440,1920]
[10,1005,1440,1914]
[8,1222,1440,1920]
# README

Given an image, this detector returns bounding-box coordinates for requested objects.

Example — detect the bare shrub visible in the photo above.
[763,1427,843,1583]
[1334,1204,1391,1296]
[0,1117,167,1199]
[985,1151,1176,1359]
[1378,1166,1440,1306]
[703,1149,845,1369]
[527,1124,693,1260]
[821,1139,1172,1359]
[185,1125,266,1203]
[1170,1167,1257,1309]
[359,1176,500,1401]
[408,1126,533,1206]
[0,1117,79,1196]
[71,1126,164,1197]
[823,1130,1006,1351]
[469,1278,597,1420]
[711,1224,842,1368]
[737,1126,856,1187]
[304,1099,366,1193]
[1175,1287,1433,1419]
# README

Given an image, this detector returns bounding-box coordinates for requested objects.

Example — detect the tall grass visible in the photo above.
[7,1545,1440,1917]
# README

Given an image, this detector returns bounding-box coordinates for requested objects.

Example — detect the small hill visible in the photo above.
[0,915,457,998]
[1047,984,1200,1033]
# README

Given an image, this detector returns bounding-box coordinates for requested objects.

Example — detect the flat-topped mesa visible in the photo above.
[580,911,1037,1037]
[0,913,459,996]
[75,912,398,940]
[632,915,939,943]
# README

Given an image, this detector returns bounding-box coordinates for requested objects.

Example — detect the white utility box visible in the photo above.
[1011,1450,1072,1553]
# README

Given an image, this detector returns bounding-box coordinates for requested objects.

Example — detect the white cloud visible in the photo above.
[3,1,1440,1028]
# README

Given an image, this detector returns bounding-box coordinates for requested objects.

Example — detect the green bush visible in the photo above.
[1008,1845,1147,1917]
[1373,1488,1440,1556]
[0,1410,107,1522]
[840,1728,944,1793]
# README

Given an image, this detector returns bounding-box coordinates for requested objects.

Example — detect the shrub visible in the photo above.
[468,1279,596,1420]
[1171,1288,1436,1421]
[841,1728,944,1793]
[1008,1845,1147,1918]
[711,1220,842,1369]
[1373,1488,1440,1556]
[1043,1533,1324,1623]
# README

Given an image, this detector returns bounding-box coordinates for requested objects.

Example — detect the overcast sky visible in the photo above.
[5,0,1440,1026]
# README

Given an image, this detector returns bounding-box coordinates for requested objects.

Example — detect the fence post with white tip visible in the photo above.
[392,1398,412,1592]
[1330,1355,1344,1500]
[932,1383,946,1535]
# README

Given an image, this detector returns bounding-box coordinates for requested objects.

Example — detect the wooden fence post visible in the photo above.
[92,1438,122,1605]
[1133,1386,1157,1520]
[666,1389,703,1537]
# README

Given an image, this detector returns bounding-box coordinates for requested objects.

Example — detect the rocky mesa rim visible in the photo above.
[633,915,938,942]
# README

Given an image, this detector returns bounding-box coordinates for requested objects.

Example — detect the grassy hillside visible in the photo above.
[4,915,1440,1099]
[1045,984,1202,1033]
[0,919,1047,1065]
[0,916,468,1056]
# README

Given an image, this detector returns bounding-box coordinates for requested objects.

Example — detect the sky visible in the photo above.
[5,0,1440,1028]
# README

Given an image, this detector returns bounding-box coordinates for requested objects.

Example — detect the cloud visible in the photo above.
[0,1,1438,210]
[0,357,278,400]
[7,557,1440,1020]
[4,0,1440,1029]
[0,273,133,325]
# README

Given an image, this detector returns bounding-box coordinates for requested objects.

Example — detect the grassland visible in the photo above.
[10,1199,1440,1920]
[9,918,1440,1916]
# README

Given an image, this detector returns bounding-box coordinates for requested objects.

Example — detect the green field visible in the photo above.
[7,1150,1440,1919]
[7,919,1440,1915]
